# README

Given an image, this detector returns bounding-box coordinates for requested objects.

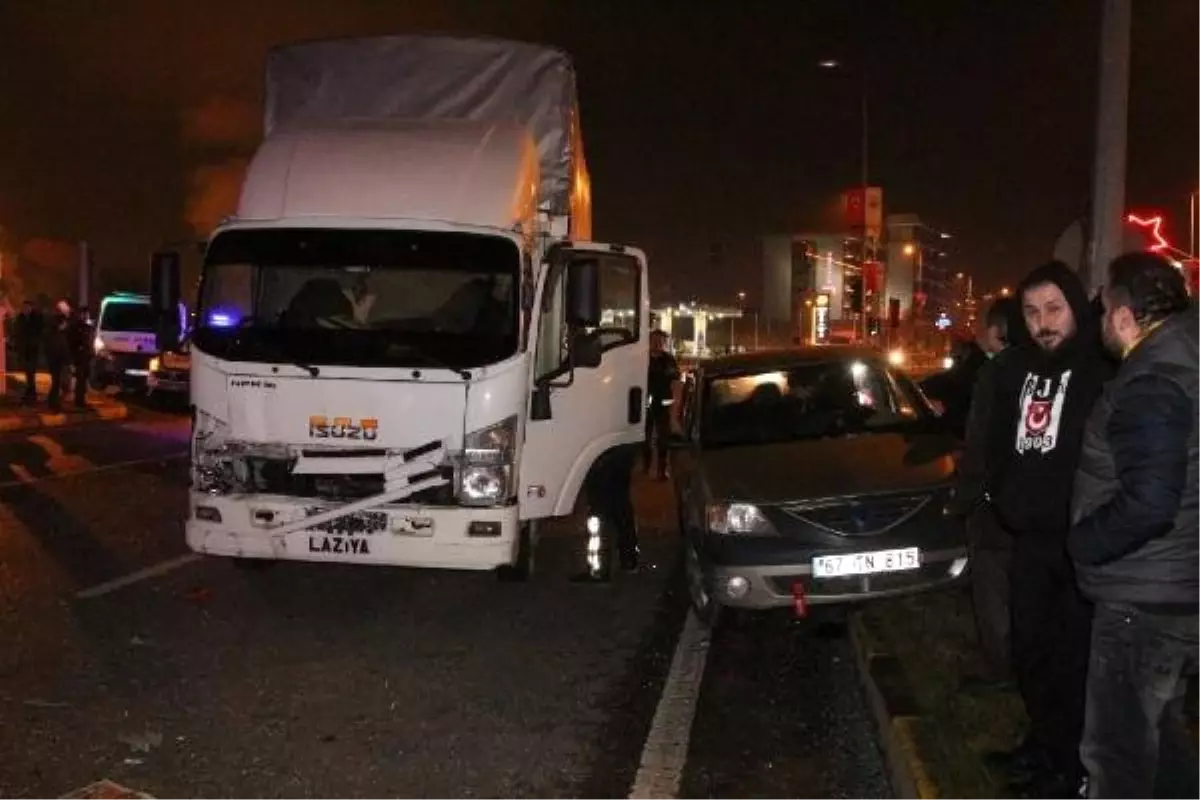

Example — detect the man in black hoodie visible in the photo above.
[983,261,1115,794]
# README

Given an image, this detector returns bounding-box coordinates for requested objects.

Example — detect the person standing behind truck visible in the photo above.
[644,330,681,480]
[13,300,44,405]
[43,299,72,412]
[66,305,94,409]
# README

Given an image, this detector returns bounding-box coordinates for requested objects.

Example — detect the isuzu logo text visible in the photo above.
[308,416,380,441]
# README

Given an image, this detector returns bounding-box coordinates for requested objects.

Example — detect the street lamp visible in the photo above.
[817,59,869,193]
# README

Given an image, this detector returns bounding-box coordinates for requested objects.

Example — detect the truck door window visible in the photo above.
[593,254,641,350]
[534,251,641,382]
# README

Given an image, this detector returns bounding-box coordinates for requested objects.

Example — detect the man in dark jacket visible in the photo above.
[983,261,1115,794]
[66,305,94,408]
[643,330,681,479]
[44,299,72,412]
[1069,252,1197,799]
[920,335,988,437]
[13,301,44,404]
[949,295,1024,691]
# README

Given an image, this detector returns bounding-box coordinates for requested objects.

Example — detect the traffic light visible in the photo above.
[846,274,864,313]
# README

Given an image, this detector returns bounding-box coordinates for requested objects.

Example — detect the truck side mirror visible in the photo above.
[150,250,182,352]
[566,258,601,328]
[530,384,552,421]
[572,330,603,369]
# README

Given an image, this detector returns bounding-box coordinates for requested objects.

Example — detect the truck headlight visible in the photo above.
[148,356,161,374]
[706,502,777,535]
[460,465,512,506]
[192,412,239,495]
[458,416,517,506]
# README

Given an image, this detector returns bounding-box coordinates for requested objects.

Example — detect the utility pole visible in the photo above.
[1086,0,1132,294]
[78,240,92,310]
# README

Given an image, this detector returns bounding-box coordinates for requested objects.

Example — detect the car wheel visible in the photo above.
[685,539,721,627]
[496,520,538,582]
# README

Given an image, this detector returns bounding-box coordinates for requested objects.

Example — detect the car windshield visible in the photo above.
[700,358,929,448]
[99,300,156,333]
[194,228,521,370]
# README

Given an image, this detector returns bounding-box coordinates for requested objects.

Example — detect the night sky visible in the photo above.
[0,0,1195,304]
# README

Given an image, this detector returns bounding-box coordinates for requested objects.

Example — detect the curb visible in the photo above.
[0,402,129,434]
[850,612,940,800]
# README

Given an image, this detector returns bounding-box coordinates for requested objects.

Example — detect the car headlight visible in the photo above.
[458,416,517,505]
[148,356,161,374]
[706,502,777,535]
[942,356,955,370]
[887,348,906,367]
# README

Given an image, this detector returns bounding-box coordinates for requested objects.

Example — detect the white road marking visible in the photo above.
[75,553,201,600]
[0,452,188,489]
[628,610,712,799]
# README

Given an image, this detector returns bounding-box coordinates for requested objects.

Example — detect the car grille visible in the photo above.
[243,455,455,505]
[778,492,933,536]
[157,369,188,382]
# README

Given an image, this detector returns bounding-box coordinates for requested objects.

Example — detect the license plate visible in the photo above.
[304,509,387,536]
[812,547,920,579]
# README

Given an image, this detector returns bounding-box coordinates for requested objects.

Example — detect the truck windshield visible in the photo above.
[195,229,521,370]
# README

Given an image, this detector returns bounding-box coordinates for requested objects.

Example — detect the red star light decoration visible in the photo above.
[1126,213,1171,253]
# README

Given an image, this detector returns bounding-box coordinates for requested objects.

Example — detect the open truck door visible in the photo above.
[520,242,649,520]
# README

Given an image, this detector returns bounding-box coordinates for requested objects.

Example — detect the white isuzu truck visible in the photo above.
[150,36,650,579]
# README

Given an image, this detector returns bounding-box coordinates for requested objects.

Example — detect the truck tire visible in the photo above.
[496,520,538,582]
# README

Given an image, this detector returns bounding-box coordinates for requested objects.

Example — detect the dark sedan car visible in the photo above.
[672,348,968,624]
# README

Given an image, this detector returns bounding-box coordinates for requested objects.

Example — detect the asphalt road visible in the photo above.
[0,410,890,799]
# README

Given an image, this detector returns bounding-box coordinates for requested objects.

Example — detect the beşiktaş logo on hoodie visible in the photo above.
[1015,369,1073,455]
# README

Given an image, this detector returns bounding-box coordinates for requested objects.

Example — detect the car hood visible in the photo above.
[699,432,957,503]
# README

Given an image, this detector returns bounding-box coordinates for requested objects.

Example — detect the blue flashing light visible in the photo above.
[207,310,238,328]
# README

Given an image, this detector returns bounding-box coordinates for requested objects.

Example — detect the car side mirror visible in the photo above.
[566,258,601,328]
[150,250,182,352]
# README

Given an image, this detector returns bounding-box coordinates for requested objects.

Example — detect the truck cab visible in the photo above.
[151,36,649,578]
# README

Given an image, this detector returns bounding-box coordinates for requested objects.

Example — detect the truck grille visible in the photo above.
[244,456,455,505]
[779,492,933,536]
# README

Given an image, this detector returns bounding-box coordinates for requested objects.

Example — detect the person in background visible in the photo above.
[948,295,1024,692]
[644,329,681,479]
[43,299,72,412]
[66,305,94,409]
[981,262,1114,796]
[921,297,1014,436]
[1069,252,1197,799]
[13,300,44,404]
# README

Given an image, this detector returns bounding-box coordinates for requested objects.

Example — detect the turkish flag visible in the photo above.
[863,260,882,294]
[842,189,865,229]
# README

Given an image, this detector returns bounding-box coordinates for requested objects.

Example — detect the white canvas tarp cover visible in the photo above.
[265,35,582,213]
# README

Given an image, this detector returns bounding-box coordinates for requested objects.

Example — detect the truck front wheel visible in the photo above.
[496,520,538,582]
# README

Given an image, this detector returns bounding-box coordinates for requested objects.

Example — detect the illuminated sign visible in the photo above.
[813,293,831,343]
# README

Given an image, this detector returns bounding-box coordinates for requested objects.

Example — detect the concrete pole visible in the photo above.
[1086,0,1132,294]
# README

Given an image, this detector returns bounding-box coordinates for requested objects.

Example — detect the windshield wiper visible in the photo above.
[386,343,472,381]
